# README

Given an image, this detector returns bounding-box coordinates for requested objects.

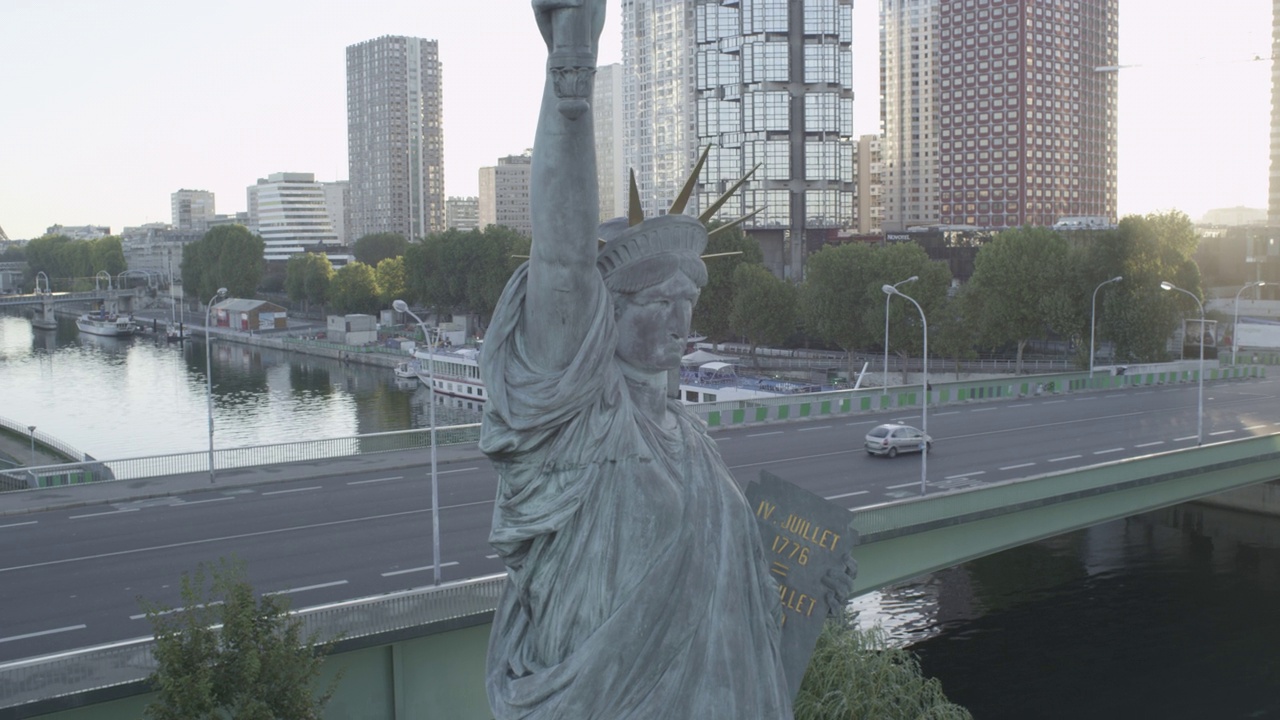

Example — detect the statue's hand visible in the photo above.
[532,0,606,61]
[821,553,858,617]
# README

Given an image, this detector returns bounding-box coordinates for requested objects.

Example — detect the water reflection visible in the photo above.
[867,503,1280,719]
[0,313,481,459]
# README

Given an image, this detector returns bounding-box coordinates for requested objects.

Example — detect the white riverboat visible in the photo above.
[409,344,826,406]
[76,312,135,337]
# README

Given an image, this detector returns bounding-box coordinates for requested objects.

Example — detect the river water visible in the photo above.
[0,314,481,459]
[4,314,1280,717]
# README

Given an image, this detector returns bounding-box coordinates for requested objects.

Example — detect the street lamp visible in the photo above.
[27,426,36,466]
[883,276,918,395]
[393,299,442,586]
[1160,281,1205,445]
[205,288,227,482]
[883,284,928,495]
[1233,281,1266,365]
[1089,276,1123,379]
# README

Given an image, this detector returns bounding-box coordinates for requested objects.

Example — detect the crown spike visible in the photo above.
[669,145,711,216]
[699,163,760,223]
[628,170,644,227]
[707,207,765,238]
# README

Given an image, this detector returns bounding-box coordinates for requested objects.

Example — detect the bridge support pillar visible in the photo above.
[31,295,57,330]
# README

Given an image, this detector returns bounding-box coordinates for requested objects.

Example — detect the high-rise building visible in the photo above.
[880,0,1118,232]
[594,63,628,221]
[857,134,885,235]
[247,173,341,262]
[622,0,700,219]
[693,0,858,279]
[478,153,533,237]
[171,189,215,231]
[346,35,444,243]
[446,196,480,231]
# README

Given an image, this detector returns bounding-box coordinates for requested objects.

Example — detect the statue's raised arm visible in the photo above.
[523,0,608,371]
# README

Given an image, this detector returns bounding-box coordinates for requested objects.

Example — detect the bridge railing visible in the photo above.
[0,574,506,713]
[0,424,483,491]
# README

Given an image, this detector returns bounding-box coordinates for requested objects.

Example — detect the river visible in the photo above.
[4,314,1279,717]
[0,314,481,459]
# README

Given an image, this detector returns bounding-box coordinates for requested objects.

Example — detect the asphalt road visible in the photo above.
[2,377,1278,663]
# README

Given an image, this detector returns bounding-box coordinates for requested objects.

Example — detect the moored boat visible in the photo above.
[76,312,135,337]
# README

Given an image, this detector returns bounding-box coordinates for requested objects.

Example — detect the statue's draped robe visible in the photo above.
[480,265,792,719]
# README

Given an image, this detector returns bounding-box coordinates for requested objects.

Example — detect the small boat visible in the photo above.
[394,360,421,380]
[76,312,135,337]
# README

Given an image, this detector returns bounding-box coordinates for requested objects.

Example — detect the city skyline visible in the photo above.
[0,0,1271,241]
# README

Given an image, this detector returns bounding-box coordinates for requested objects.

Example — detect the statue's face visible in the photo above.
[613,273,700,374]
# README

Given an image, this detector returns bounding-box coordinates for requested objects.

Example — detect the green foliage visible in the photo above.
[795,617,972,720]
[22,234,125,290]
[181,225,266,302]
[376,256,407,306]
[800,242,950,377]
[729,264,797,364]
[693,223,766,341]
[404,226,528,324]
[329,261,381,315]
[140,558,340,720]
[352,232,408,267]
[965,227,1071,371]
[0,245,24,262]
[931,292,979,380]
[285,253,334,310]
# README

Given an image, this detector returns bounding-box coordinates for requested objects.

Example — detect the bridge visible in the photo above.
[0,288,143,330]
[1,369,1277,718]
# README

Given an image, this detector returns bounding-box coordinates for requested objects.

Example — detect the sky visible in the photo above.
[0,1,1273,241]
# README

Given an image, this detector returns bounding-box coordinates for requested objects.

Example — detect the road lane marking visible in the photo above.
[262,486,322,496]
[348,475,404,486]
[266,580,349,596]
[130,602,224,621]
[798,425,832,432]
[747,431,784,438]
[172,497,235,507]
[1008,404,1032,408]
[1075,397,1098,401]
[0,625,87,644]
[1209,430,1236,436]
[437,467,480,476]
[1244,425,1270,431]
[1044,400,1065,405]
[1000,463,1036,471]
[945,471,986,480]
[1135,441,1165,448]
[0,521,37,529]
[381,562,460,577]
[1174,435,1198,442]
[969,408,996,413]
[1048,455,1083,463]
[1092,448,1126,455]
[845,420,878,426]
[485,554,499,559]
[68,508,140,520]
[933,411,960,416]
[824,490,870,500]
[885,481,923,490]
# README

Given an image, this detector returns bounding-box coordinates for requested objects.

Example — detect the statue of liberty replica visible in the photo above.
[477,0,798,717]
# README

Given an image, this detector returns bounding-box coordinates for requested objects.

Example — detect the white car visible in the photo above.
[865,423,932,457]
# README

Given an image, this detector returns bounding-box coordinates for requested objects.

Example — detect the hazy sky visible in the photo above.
[0,1,1272,240]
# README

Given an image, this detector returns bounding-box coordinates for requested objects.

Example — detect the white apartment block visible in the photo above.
[593,63,628,222]
[622,0,700,219]
[323,180,349,245]
[478,154,533,237]
[880,0,940,232]
[247,173,340,262]
[446,196,479,231]
[171,189,215,231]
[857,134,884,235]
[347,36,445,242]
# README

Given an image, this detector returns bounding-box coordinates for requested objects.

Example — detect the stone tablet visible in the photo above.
[745,470,859,698]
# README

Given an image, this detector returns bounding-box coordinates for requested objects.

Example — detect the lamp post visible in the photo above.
[1089,276,1123,379]
[393,299,441,586]
[205,288,227,482]
[883,284,928,494]
[883,275,918,395]
[1233,281,1266,365]
[1160,281,1205,445]
[27,426,36,466]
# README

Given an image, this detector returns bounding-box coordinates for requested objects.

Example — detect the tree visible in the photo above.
[403,226,528,326]
[181,225,265,302]
[693,223,765,342]
[329,261,381,315]
[376,256,407,306]
[141,558,340,720]
[22,233,124,290]
[931,292,979,381]
[352,232,408,267]
[729,264,797,367]
[285,253,334,314]
[965,227,1070,373]
[89,236,126,277]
